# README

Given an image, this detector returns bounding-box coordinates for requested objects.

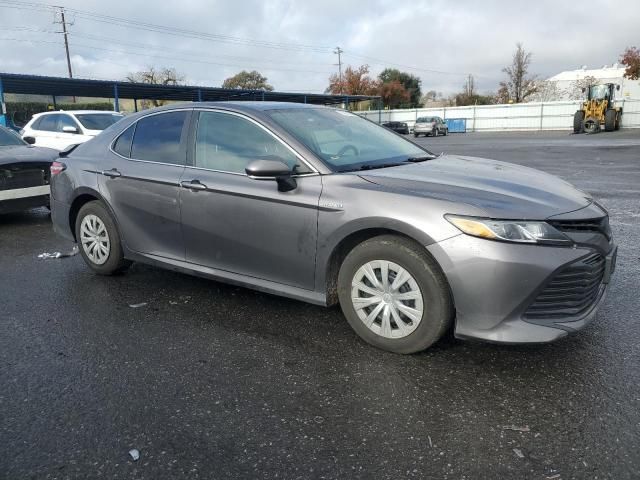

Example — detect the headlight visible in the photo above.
[445,215,572,245]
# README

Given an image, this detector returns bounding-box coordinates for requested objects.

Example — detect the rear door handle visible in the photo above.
[180,180,207,191]
[102,168,121,178]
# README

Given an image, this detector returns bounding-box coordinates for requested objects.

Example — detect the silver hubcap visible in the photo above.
[80,214,110,265]
[351,260,424,339]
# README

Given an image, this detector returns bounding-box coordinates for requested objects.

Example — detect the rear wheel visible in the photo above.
[337,235,453,354]
[573,110,585,133]
[413,132,419,138]
[75,201,131,275]
[604,110,616,132]
[432,127,438,137]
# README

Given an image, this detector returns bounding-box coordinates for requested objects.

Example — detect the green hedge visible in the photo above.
[6,101,114,128]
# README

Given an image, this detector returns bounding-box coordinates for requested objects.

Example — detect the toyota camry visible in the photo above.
[50,102,617,354]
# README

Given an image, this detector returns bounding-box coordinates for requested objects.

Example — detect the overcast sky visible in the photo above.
[0,0,638,96]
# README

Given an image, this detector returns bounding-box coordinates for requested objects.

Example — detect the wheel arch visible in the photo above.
[320,219,440,306]
[68,187,119,242]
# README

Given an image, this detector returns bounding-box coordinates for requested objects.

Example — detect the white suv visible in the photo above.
[21,110,124,150]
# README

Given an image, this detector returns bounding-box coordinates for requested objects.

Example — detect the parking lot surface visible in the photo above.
[1,130,639,479]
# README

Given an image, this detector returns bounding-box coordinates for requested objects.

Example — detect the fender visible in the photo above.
[314,216,440,293]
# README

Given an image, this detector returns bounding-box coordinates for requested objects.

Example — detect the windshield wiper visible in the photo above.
[405,156,435,162]
[358,163,405,171]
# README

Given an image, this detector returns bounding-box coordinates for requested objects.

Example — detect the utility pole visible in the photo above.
[333,47,343,94]
[54,6,73,78]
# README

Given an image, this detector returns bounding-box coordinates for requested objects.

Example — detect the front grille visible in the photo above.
[524,253,605,319]
[0,167,47,191]
[548,217,611,240]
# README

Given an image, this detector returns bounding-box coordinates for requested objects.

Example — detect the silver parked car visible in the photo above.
[50,102,616,354]
[414,116,448,137]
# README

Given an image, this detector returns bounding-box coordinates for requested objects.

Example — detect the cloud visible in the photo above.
[0,0,637,96]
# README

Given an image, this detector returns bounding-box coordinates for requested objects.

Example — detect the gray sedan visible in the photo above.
[50,102,616,354]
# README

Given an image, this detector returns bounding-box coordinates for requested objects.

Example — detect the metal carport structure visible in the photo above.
[0,72,381,127]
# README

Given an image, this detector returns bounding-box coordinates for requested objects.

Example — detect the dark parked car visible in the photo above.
[50,103,616,354]
[0,125,58,214]
[382,121,409,134]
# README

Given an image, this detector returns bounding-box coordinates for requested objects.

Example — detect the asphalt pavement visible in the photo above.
[1,129,639,479]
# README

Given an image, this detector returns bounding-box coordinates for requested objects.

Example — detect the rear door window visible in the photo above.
[130,111,188,165]
[36,115,59,132]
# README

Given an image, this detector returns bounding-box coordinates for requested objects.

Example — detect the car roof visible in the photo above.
[34,110,124,117]
[131,101,329,115]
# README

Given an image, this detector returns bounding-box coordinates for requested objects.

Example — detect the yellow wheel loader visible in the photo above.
[573,83,622,134]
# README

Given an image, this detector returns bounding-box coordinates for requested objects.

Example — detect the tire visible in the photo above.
[75,200,131,275]
[337,235,453,354]
[432,128,438,137]
[604,110,616,132]
[573,111,585,133]
[442,129,448,136]
[413,132,419,138]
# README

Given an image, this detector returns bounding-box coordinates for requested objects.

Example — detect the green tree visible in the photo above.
[378,68,422,107]
[222,70,274,91]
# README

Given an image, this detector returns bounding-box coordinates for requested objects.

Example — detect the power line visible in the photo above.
[0,37,335,75]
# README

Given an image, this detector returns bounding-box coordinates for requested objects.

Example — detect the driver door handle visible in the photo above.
[101,168,121,178]
[181,179,207,191]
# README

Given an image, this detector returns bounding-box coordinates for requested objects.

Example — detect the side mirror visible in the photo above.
[23,136,36,145]
[616,84,621,91]
[581,87,586,93]
[62,126,79,134]
[245,159,297,192]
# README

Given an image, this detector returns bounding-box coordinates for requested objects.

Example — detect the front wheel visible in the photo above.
[75,201,131,275]
[337,235,453,354]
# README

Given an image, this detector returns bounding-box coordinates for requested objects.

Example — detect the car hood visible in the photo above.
[0,145,58,166]
[359,155,593,219]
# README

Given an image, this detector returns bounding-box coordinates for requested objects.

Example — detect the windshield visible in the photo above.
[0,127,26,146]
[267,108,432,172]
[588,85,610,101]
[75,113,124,130]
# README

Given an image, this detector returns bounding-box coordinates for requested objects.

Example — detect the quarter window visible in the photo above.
[112,124,135,158]
[130,111,188,164]
[194,111,307,174]
[36,115,58,132]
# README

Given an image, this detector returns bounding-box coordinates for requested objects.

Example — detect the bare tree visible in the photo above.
[500,43,538,103]
[567,75,598,100]
[529,80,563,102]
[126,67,185,107]
[463,74,475,98]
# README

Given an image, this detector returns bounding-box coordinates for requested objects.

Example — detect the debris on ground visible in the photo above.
[502,425,531,432]
[129,449,140,461]
[129,302,148,308]
[37,245,79,259]
[513,448,525,459]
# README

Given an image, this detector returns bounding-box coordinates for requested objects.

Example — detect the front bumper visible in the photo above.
[427,235,616,343]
